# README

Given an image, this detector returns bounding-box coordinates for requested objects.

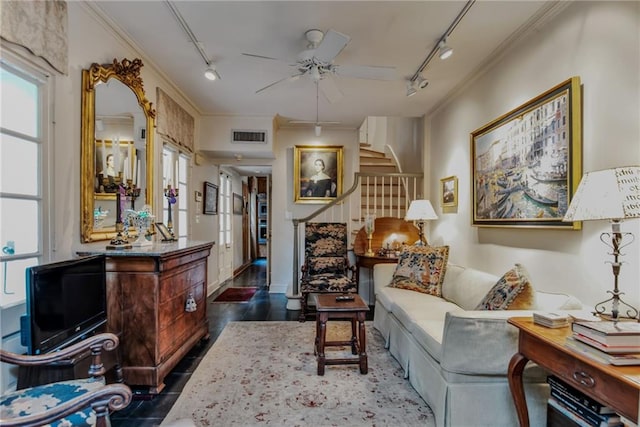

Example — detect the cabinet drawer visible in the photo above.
[521,333,638,421]
[159,263,206,303]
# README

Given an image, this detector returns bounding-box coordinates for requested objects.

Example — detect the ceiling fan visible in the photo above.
[288,81,340,136]
[242,28,397,103]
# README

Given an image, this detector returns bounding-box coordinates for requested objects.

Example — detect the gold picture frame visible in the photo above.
[440,176,458,208]
[294,145,343,204]
[471,77,582,229]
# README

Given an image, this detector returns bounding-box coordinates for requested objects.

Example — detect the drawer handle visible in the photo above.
[572,371,595,388]
[185,293,197,312]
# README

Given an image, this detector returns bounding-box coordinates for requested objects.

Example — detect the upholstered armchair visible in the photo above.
[0,333,132,427]
[299,222,358,321]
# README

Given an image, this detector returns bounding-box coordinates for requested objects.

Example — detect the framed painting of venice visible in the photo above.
[471,77,582,229]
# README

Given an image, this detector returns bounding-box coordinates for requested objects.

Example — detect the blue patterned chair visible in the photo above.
[0,333,132,427]
[299,222,358,321]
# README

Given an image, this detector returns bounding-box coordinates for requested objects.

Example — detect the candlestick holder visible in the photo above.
[106,184,132,250]
[125,179,141,210]
[364,214,376,256]
[164,186,179,241]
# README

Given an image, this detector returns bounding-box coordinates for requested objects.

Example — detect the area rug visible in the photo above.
[161,321,434,427]
[212,287,258,303]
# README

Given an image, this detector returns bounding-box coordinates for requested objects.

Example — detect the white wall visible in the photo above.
[428,1,640,310]
[270,128,359,293]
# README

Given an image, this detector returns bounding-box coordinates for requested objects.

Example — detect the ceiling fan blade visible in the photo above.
[288,120,341,125]
[319,75,343,104]
[335,64,397,81]
[314,29,350,63]
[242,52,294,65]
[255,73,304,94]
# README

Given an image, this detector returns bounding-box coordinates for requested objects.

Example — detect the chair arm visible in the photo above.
[0,382,132,427]
[0,333,118,377]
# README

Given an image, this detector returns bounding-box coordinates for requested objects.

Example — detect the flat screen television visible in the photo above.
[20,255,107,355]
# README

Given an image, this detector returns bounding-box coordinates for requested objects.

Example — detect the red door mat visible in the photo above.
[213,287,258,303]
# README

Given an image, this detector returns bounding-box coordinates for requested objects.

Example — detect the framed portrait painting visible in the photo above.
[233,193,244,215]
[471,77,582,229]
[94,139,136,198]
[440,176,458,208]
[203,181,218,215]
[294,145,343,203]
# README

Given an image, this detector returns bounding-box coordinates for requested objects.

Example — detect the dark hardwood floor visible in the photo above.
[111,258,300,426]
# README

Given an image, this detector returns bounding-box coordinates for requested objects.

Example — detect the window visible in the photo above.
[219,173,232,247]
[161,143,190,238]
[0,57,51,308]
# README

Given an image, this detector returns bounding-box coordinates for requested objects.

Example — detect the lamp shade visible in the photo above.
[405,200,438,221]
[563,166,640,222]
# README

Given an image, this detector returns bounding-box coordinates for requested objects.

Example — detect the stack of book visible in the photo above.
[567,321,640,366]
[547,375,622,427]
[533,312,570,328]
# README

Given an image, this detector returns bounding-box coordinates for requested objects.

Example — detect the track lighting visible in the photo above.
[406,80,417,97]
[204,63,220,81]
[438,39,453,60]
[405,1,472,97]
[415,75,429,89]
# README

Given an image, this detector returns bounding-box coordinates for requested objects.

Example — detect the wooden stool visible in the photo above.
[313,294,370,376]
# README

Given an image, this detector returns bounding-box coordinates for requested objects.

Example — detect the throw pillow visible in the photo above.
[474,263,536,310]
[388,245,449,296]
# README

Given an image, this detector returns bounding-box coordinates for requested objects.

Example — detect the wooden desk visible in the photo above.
[353,217,418,303]
[508,317,640,426]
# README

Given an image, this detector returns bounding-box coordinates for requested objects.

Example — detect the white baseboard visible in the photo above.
[268,282,288,294]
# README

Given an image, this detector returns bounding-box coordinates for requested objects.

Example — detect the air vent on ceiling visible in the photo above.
[231,129,268,144]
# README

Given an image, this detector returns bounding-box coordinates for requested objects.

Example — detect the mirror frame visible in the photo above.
[81,58,155,243]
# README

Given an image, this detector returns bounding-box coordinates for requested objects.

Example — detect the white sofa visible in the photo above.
[372,262,583,427]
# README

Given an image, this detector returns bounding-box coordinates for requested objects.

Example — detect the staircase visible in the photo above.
[290,143,423,296]
[358,143,409,219]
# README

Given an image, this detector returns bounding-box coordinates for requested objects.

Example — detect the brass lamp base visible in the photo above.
[365,234,375,256]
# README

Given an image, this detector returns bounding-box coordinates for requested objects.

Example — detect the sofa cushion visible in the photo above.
[442,265,500,310]
[536,291,583,310]
[389,245,449,296]
[475,264,536,310]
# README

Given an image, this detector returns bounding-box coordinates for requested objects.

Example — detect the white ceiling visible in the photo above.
[91,0,555,174]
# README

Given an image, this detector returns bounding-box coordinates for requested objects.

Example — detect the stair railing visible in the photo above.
[291,171,423,296]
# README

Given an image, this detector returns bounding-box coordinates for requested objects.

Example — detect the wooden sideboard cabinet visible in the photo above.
[78,240,214,393]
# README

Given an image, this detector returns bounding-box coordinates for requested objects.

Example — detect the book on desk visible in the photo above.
[547,375,622,427]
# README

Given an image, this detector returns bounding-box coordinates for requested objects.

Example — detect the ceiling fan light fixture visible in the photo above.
[438,39,453,60]
[416,75,429,89]
[406,80,417,97]
[310,65,321,82]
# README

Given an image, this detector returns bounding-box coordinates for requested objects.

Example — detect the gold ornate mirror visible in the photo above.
[81,58,155,243]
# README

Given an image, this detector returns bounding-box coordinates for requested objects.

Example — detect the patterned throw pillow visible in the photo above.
[388,245,449,296]
[474,263,536,310]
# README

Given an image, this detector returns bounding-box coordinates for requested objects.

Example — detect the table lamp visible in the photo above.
[405,200,438,245]
[563,166,640,321]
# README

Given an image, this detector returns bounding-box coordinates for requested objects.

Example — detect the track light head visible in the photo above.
[416,75,429,89]
[204,63,220,81]
[406,80,417,97]
[438,40,453,60]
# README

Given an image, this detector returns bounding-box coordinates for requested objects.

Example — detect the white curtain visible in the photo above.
[0,0,68,75]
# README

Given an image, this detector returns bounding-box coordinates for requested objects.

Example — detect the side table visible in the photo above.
[507,317,640,427]
[314,294,370,376]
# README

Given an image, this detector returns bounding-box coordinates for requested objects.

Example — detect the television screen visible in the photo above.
[22,255,107,354]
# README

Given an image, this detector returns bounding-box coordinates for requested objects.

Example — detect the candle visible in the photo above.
[113,137,120,175]
[128,143,133,179]
[101,140,106,171]
[116,186,122,224]
[136,158,140,187]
